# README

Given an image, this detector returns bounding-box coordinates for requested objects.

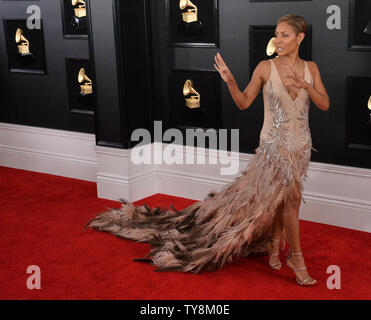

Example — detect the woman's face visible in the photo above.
[274,22,303,56]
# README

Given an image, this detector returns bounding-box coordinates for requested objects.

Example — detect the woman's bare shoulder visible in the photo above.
[306,60,320,73]
[304,60,320,81]
[257,59,271,69]
[254,59,271,82]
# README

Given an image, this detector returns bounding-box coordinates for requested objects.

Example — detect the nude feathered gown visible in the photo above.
[85,58,318,273]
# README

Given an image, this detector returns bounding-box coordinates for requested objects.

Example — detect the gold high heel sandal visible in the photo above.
[268,238,282,270]
[286,249,317,286]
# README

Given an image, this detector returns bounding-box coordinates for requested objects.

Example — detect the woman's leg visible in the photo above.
[282,192,316,284]
[272,200,284,239]
[268,201,284,267]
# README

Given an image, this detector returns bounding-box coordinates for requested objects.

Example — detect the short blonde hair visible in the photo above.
[277,14,307,35]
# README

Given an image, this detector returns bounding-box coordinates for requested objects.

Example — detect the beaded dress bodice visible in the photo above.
[260,58,315,153]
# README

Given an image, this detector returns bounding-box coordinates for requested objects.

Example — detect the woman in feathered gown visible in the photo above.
[85,15,329,286]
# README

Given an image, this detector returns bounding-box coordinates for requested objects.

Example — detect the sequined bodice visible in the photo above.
[260,58,314,152]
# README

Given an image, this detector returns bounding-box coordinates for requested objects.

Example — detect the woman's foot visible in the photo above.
[286,250,317,286]
[267,238,282,270]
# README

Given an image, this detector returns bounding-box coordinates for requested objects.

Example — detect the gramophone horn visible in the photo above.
[266,37,276,56]
[183,79,200,109]
[183,79,192,95]
[15,28,22,43]
[179,0,186,9]
[183,79,199,96]
[78,68,86,83]
[72,0,85,6]
[78,68,91,84]
[15,28,28,44]
[179,0,196,10]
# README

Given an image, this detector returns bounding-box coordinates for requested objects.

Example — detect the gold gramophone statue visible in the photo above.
[180,0,198,23]
[15,28,34,64]
[367,95,371,125]
[78,68,92,96]
[178,0,203,36]
[183,79,200,109]
[15,28,31,56]
[266,37,276,56]
[71,0,87,30]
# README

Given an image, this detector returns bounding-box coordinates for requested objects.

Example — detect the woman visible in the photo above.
[85,14,329,287]
[214,14,329,286]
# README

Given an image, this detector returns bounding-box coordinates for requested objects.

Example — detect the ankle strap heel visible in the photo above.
[291,251,303,255]
[286,249,317,286]
[268,238,282,270]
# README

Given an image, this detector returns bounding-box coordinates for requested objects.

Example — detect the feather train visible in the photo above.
[85,58,315,273]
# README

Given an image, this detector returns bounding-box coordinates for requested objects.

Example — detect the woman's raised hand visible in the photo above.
[214,52,233,84]
[284,65,310,90]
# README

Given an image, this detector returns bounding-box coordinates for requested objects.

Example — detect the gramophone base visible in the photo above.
[179,20,204,36]
[16,52,34,65]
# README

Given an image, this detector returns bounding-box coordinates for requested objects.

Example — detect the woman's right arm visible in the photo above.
[214,53,266,110]
[227,61,266,110]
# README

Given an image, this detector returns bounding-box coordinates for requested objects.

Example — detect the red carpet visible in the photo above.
[0,166,370,300]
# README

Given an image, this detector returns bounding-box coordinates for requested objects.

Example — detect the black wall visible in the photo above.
[0,0,153,149]
[0,0,370,169]
[149,0,371,169]
[0,0,95,133]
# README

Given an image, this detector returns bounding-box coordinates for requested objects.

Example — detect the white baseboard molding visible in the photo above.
[1,122,370,233]
[0,122,98,181]
[301,192,371,232]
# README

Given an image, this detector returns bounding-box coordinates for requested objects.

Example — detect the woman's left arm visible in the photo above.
[305,61,330,111]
